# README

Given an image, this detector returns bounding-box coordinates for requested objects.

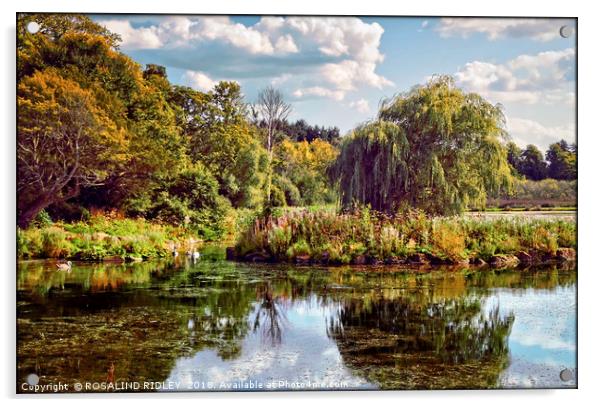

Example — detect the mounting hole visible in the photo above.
[560,25,574,38]
[26,21,40,34]
[26,373,39,385]
[559,368,574,381]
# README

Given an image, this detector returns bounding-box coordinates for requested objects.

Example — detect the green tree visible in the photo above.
[519,144,548,181]
[506,141,523,178]
[546,140,576,180]
[128,163,232,239]
[330,76,513,215]
[169,82,269,209]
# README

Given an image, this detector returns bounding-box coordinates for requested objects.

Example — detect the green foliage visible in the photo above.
[269,184,288,208]
[506,140,576,182]
[546,140,576,180]
[33,210,53,228]
[518,145,548,181]
[255,118,341,145]
[17,214,196,259]
[126,163,232,240]
[274,139,339,206]
[331,76,513,215]
[273,175,301,206]
[169,83,269,210]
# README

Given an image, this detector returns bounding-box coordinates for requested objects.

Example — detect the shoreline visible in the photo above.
[226,246,576,269]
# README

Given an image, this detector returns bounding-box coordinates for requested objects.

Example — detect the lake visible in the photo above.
[17,247,576,392]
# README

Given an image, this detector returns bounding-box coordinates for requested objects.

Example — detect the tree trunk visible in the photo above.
[18,195,52,229]
[18,181,81,228]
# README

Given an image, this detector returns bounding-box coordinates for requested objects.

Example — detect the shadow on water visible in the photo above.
[17,247,576,391]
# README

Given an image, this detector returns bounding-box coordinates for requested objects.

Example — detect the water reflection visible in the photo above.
[328,295,514,389]
[17,252,576,391]
[253,283,289,346]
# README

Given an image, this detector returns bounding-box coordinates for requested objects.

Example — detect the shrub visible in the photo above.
[124,163,231,240]
[41,227,72,258]
[431,221,467,261]
[531,226,559,254]
[16,214,196,260]
[273,175,302,206]
[33,210,53,228]
[286,239,311,259]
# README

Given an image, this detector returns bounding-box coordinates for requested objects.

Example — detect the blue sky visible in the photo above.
[93,15,576,151]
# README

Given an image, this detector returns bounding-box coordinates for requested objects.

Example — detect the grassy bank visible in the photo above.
[17,214,199,261]
[233,209,576,266]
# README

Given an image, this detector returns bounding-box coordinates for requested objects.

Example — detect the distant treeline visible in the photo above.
[255,118,341,145]
[507,140,576,181]
[488,179,576,209]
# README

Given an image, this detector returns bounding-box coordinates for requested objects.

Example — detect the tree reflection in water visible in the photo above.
[252,283,289,346]
[328,294,514,389]
[17,257,574,391]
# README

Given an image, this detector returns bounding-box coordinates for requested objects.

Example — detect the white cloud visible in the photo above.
[193,17,276,54]
[436,18,574,42]
[320,60,393,92]
[99,16,290,55]
[286,17,385,64]
[99,16,392,101]
[421,20,429,29]
[293,87,345,101]
[349,98,370,113]
[182,70,217,92]
[256,16,286,32]
[286,18,391,97]
[270,73,292,86]
[454,48,575,105]
[98,20,162,49]
[506,117,575,149]
[274,34,299,53]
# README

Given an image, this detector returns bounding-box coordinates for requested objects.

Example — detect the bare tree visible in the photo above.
[256,86,292,203]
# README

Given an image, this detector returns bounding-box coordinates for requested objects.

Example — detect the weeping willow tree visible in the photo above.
[330,75,513,215]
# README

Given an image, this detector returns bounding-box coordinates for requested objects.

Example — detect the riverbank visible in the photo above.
[17,209,577,268]
[231,210,576,267]
[16,215,200,261]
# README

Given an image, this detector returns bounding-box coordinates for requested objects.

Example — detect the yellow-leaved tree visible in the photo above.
[17,69,128,228]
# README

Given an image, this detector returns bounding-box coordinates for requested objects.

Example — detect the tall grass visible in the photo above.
[234,209,576,264]
[17,214,195,260]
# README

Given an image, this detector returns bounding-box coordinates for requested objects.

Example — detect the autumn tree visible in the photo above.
[17,14,186,218]
[17,69,127,227]
[330,76,513,215]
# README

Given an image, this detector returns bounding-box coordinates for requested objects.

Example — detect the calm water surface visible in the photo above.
[17,247,576,392]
